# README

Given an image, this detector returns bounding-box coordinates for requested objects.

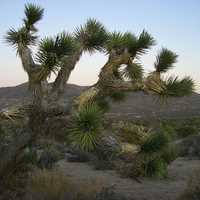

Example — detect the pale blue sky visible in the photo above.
[0,0,199,92]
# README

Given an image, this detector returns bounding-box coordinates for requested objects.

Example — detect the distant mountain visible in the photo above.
[0,83,200,120]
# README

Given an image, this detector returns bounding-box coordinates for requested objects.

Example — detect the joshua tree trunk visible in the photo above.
[75,52,142,109]
[51,50,82,99]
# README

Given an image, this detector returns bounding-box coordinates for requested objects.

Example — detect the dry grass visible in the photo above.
[25,169,105,200]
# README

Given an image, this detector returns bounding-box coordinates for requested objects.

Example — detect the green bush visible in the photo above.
[143,157,168,178]
[123,129,177,179]
[141,132,170,153]
[161,124,177,140]
[121,153,168,178]
[176,125,199,138]
[162,145,177,164]
[69,103,103,152]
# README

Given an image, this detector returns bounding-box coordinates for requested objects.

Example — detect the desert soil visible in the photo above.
[56,157,200,200]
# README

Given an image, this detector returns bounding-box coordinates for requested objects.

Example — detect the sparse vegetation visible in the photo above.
[119,123,150,145]
[0,2,199,200]
[25,169,120,200]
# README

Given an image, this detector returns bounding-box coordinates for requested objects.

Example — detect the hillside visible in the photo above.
[0,83,200,119]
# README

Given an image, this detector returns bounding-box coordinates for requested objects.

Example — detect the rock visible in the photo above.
[96,135,121,160]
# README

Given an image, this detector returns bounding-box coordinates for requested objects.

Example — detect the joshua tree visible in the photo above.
[6,3,194,127]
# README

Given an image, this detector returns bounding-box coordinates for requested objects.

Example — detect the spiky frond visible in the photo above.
[23,3,44,31]
[154,48,178,73]
[106,32,137,55]
[5,27,37,51]
[55,32,78,58]
[132,30,155,56]
[75,18,108,52]
[0,108,25,121]
[69,103,102,152]
[164,76,194,97]
[123,62,144,81]
[36,32,77,79]
[37,37,57,67]
[106,32,125,53]
[106,30,154,57]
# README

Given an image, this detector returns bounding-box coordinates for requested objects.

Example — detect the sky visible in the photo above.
[0,0,199,92]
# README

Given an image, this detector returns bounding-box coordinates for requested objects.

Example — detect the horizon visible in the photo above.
[0,0,199,92]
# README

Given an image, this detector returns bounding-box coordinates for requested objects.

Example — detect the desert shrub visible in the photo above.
[178,169,200,200]
[161,124,177,140]
[25,169,121,200]
[121,129,177,179]
[141,131,170,153]
[26,169,75,200]
[37,144,63,169]
[109,91,126,102]
[0,149,34,199]
[121,153,168,178]
[176,125,199,138]
[120,123,150,145]
[161,145,178,164]
[69,103,103,152]
[143,157,168,178]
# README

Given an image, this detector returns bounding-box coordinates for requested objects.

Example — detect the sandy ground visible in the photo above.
[56,157,200,200]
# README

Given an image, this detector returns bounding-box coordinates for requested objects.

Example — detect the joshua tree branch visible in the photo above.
[52,50,82,97]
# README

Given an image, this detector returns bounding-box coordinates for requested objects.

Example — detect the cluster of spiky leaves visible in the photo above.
[145,48,194,98]
[5,27,37,52]
[69,103,102,152]
[131,129,178,178]
[75,18,108,52]
[36,32,78,79]
[154,48,178,73]
[23,3,44,31]
[164,76,194,96]
[105,30,155,57]
[5,3,43,52]
[122,62,144,81]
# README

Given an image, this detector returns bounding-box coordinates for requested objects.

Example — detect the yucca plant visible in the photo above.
[141,131,170,154]
[69,103,103,152]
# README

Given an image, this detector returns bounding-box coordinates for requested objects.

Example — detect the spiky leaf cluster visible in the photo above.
[106,30,155,57]
[75,18,108,52]
[154,48,178,73]
[23,3,44,31]
[69,103,102,152]
[6,27,37,52]
[133,30,155,56]
[123,62,143,81]
[5,4,43,52]
[164,76,194,97]
[36,33,78,78]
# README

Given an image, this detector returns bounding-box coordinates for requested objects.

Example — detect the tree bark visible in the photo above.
[74,52,142,109]
[52,50,82,99]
